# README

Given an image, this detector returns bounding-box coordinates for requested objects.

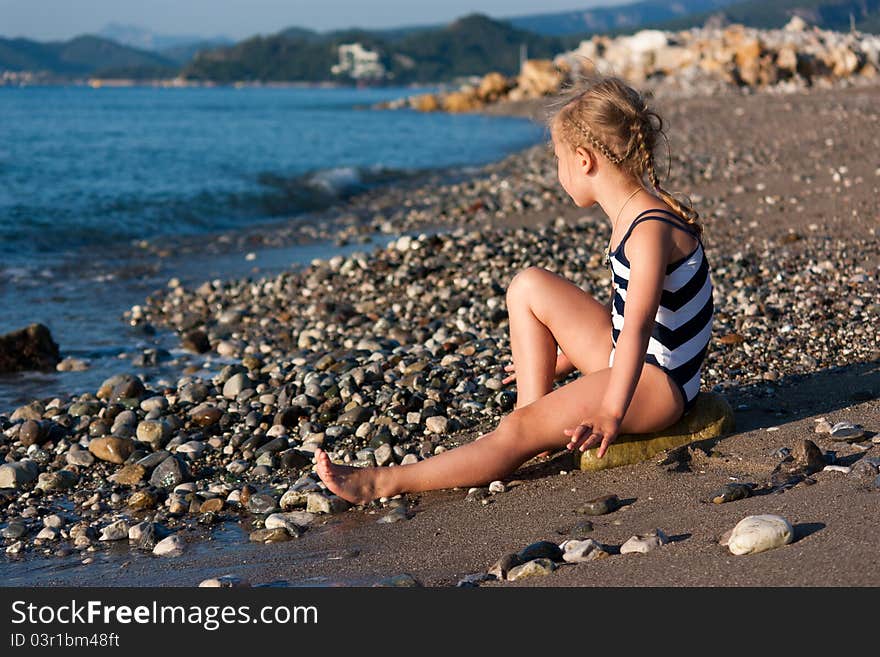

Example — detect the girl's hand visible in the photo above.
[501,363,517,385]
[564,414,621,459]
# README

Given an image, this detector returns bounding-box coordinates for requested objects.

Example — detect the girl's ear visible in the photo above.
[574,146,595,175]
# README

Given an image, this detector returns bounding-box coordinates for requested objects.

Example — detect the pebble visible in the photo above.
[708,482,753,504]
[488,480,506,493]
[620,529,669,554]
[0,460,40,489]
[506,558,557,581]
[829,422,867,441]
[377,506,412,524]
[823,465,851,473]
[305,492,350,514]
[518,540,563,563]
[149,455,191,489]
[100,519,130,541]
[87,437,134,464]
[559,539,610,563]
[199,575,251,588]
[109,464,146,486]
[488,553,522,580]
[578,494,620,516]
[425,416,448,434]
[249,527,292,543]
[152,534,186,557]
[726,514,794,555]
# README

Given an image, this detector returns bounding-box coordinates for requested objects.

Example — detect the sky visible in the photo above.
[0,0,633,41]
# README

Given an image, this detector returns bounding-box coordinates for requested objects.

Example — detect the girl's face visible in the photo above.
[552,130,595,208]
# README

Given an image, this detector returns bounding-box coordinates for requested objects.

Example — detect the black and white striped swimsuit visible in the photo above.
[608,209,713,411]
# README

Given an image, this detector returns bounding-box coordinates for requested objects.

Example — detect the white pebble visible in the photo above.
[727,514,793,556]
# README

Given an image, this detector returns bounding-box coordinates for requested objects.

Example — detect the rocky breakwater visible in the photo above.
[1,215,877,560]
[382,17,880,115]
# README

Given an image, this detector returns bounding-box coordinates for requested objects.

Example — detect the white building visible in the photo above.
[331,43,386,80]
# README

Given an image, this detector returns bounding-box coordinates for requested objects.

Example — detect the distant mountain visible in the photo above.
[0,34,177,77]
[506,0,743,35]
[644,0,880,33]
[98,22,234,65]
[183,13,576,83]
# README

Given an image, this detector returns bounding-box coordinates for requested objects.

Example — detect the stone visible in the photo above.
[489,553,523,580]
[373,574,422,587]
[182,329,211,354]
[190,404,223,427]
[410,93,439,112]
[829,422,867,441]
[306,492,350,514]
[19,420,45,447]
[153,534,186,557]
[708,482,753,504]
[791,439,826,473]
[35,469,77,491]
[128,522,156,550]
[223,372,251,399]
[100,519,130,541]
[377,506,412,524]
[247,493,278,515]
[1,520,27,539]
[814,419,832,434]
[66,447,95,467]
[109,464,146,486]
[620,529,669,554]
[489,480,506,493]
[0,460,40,488]
[279,488,309,510]
[506,558,557,581]
[849,458,879,483]
[88,436,134,464]
[518,540,564,563]
[0,323,60,373]
[136,420,170,448]
[127,490,158,510]
[199,498,224,513]
[199,575,250,588]
[265,512,312,535]
[560,539,610,563]
[727,514,794,555]
[149,455,191,489]
[36,527,58,541]
[578,494,620,516]
[374,443,394,466]
[425,415,448,434]
[576,393,735,471]
[249,527,291,543]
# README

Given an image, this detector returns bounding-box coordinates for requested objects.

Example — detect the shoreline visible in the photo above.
[1,82,879,586]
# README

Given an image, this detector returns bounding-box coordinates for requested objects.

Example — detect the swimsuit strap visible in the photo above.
[613,209,700,254]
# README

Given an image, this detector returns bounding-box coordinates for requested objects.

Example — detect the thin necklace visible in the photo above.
[603,187,643,268]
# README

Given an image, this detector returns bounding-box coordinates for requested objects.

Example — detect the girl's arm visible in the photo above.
[564,221,671,457]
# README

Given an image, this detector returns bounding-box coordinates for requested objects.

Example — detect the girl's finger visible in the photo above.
[597,435,614,459]
[579,431,603,452]
[503,364,515,372]
[501,375,515,384]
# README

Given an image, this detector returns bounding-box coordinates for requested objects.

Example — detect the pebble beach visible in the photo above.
[1,79,878,587]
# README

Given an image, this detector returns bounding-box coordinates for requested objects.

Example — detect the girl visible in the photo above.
[315,75,713,504]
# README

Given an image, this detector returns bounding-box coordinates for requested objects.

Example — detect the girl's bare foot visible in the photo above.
[314,448,385,505]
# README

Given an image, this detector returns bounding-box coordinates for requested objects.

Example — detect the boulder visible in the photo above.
[0,323,60,373]
[477,72,511,101]
[575,393,735,472]
[409,93,439,112]
[441,89,482,113]
[516,59,565,98]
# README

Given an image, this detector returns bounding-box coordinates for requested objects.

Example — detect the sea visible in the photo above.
[0,85,545,410]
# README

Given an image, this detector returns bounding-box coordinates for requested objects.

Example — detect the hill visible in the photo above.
[182,13,576,83]
[506,0,742,35]
[0,34,177,78]
[647,0,880,33]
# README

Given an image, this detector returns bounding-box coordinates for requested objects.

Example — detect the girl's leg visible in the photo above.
[505,267,612,408]
[315,363,683,504]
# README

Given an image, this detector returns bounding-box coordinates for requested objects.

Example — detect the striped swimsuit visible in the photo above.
[608,209,713,411]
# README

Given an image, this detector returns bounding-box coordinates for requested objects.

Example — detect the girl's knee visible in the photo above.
[506,266,550,304]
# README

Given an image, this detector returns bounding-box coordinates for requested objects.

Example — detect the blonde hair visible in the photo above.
[547,72,702,235]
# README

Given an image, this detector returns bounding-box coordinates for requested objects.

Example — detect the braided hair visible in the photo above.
[547,74,702,235]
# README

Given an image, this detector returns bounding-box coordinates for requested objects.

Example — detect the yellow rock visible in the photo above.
[441,90,482,113]
[409,93,439,112]
[575,393,735,472]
